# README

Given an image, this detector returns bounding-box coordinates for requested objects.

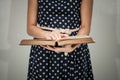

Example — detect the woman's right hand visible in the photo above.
[43,30,68,41]
[41,30,68,51]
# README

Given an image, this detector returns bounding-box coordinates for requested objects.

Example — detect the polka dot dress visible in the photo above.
[27,0,94,80]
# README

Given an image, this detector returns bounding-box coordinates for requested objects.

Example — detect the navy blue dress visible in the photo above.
[27,0,94,80]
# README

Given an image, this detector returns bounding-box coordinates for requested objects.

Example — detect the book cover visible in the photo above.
[20,35,95,46]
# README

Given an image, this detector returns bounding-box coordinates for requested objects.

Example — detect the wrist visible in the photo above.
[40,30,51,39]
[77,27,90,36]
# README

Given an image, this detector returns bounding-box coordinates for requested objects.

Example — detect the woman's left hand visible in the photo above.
[43,44,81,53]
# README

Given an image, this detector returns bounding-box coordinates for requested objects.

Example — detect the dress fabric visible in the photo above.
[27,0,94,80]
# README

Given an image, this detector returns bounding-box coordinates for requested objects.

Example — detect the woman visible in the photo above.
[27,0,94,80]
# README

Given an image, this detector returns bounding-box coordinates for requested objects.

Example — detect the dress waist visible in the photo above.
[37,24,80,35]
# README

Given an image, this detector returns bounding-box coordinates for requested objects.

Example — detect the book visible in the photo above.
[19,35,95,47]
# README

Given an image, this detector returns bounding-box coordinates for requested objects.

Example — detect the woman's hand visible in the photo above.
[43,44,81,53]
[41,30,81,53]
[43,30,68,40]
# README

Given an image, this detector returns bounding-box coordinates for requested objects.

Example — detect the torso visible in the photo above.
[37,0,82,29]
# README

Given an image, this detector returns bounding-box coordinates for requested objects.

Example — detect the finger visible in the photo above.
[52,30,61,40]
[46,36,52,40]
[46,45,56,51]
[54,47,66,53]
[57,33,61,40]
[58,46,72,53]
[41,45,55,51]
[54,45,74,53]
[60,34,69,38]
[56,31,61,40]
[49,34,56,40]
[62,44,76,53]
[51,31,61,40]
[54,33,60,41]
[40,45,49,49]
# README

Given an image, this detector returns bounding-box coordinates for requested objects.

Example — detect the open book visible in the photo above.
[19,35,95,47]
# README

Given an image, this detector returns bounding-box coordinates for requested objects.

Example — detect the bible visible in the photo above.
[19,35,95,47]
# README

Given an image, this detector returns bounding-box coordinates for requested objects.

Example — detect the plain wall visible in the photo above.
[0,0,120,80]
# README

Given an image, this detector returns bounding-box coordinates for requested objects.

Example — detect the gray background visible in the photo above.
[0,0,120,80]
